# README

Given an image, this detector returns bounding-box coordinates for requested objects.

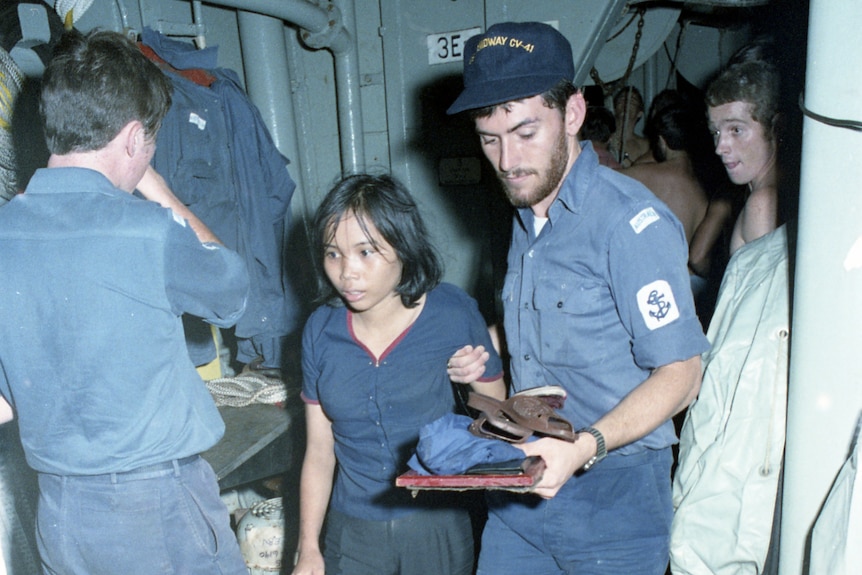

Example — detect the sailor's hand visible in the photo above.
[515,434,592,499]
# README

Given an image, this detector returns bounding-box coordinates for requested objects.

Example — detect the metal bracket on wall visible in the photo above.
[143,0,207,48]
[10,3,51,78]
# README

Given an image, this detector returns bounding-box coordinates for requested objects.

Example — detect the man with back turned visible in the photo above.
[0,30,250,575]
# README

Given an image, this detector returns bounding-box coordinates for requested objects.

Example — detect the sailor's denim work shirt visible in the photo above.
[503,143,709,455]
[0,168,249,475]
[143,28,300,366]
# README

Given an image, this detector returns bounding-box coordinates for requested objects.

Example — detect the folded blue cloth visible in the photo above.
[407,413,526,475]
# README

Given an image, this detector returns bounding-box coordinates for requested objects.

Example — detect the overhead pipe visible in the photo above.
[281,23,321,228]
[237,12,295,155]
[320,0,363,174]
[202,0,365,173]
[191,0,206,48]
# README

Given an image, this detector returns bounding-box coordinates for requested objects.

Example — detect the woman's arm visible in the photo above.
[291,404,336,575]
[469,376,506,401]
[477,323,508,399]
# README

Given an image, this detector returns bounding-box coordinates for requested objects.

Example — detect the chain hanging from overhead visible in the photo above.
[589,7,646,98]
[589,6,647,165]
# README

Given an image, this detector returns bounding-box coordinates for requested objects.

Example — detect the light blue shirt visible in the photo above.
[503,143,709,454]
[0,167,249,475]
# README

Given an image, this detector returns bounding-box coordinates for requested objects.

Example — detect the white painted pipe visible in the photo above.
[781,0,862,572]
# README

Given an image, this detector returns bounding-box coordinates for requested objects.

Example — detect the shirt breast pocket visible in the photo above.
[532,278,605,369]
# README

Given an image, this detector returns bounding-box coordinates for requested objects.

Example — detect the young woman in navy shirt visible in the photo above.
[292,174,505,575]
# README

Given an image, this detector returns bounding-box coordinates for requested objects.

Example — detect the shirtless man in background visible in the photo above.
[706,59,780,255]
[622,92,709,245]
[609,86,650,167]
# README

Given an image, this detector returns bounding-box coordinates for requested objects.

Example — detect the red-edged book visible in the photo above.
[396,456,545,495]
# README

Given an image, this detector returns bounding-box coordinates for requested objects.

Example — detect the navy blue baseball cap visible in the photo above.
[447,21,574,115]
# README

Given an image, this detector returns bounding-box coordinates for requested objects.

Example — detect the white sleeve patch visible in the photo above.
[189,112,207,130]
[630,207,660,234]
[637,280,680,330]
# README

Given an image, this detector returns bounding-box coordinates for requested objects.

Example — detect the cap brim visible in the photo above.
[446,75,566,115]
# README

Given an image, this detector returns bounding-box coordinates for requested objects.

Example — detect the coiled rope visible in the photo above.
[205,372,289,407]
[0,46,24,205]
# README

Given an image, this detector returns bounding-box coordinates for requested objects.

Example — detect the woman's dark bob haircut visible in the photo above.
[311,173,442,308]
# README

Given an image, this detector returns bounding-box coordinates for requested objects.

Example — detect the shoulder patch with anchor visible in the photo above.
[636,279,679,330]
